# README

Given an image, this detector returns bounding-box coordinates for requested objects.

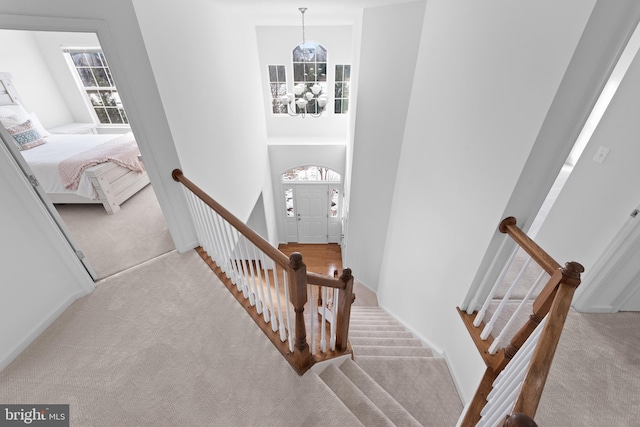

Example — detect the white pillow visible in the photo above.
[0,104,50,137]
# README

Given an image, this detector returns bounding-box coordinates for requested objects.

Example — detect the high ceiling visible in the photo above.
[213,0,423,25]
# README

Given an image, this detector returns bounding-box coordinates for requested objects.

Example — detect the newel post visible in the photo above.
[288,252,312,371]
[336,268,355,352]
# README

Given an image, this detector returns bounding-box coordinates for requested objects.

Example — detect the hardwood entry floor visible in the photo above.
[278,243,343,277]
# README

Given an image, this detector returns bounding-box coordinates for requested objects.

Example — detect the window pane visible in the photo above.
[92,68,110,87]
[107,107,124,124]
[293,46,305,62]
[330,188,339,217]
[78,68,96,87]
[344,65,351,81]
[71,52,89,67]
[316,45,327,62]
[94,108,109,123]
[336,65,343,82]
[334,100,342,114]
[285,188,294,217]
[268,65,278,82]
[87,90,103,106]
[276,65,286,80]
[86,52,102,67]
[293,63,304,81]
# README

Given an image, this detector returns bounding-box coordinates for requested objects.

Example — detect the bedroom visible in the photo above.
[0,29,174,280]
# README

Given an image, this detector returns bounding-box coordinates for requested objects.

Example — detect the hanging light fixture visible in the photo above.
[277,7,328,117]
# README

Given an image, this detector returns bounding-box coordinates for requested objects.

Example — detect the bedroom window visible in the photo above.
[334,65,351,114]
[64,48,129,125]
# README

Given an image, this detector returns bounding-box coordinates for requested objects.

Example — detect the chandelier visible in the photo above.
[278,8,328,117]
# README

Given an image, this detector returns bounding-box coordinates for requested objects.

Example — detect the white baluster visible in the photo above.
[330,288,338,351]
[488,270,547,354]
[474,246,519,327]
[259,252,278,332]
[480,257,532,340]
[250,243,269,323]
[309,285,316,355]
[272,265,287,342]
[283,270,294,352]
[320,286,327,353]
[238,235,258,310]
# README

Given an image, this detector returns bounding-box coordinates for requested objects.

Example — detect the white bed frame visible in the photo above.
[1,72,149,214]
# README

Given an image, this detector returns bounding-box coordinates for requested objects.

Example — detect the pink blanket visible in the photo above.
[58,133,144,190]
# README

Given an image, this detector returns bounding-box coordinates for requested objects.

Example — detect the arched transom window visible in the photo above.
[282,165,340,182]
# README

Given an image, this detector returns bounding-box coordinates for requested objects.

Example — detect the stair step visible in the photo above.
[349,324,407,332]
[339,359,422,427]
[319,364,395,427]
[355,356,463,426]
[352,345,434,358]
[350,337,423,347]
[349,330,414,339]
[349,319,401,326]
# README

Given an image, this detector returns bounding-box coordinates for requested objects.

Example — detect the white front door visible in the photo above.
[296,184,328,243]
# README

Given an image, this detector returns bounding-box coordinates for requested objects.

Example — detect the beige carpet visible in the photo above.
[537,309,640,425]
[0,250,360,426]
[55,184,175,279]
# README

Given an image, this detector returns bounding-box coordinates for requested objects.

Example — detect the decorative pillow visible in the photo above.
[6,119,47,150]
[0,104,50,137]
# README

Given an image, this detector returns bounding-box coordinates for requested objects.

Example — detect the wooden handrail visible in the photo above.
[173,168,355,374]
[512,265,581,417]
[307,271,346,289]
[499,217,560,275]
[172,169,290,269]
[460,217,583,426]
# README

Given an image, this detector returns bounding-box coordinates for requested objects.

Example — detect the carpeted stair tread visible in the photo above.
[339,359,422,427]
[349,337,423,347]
[355,356,463,426]
[319,364,395,427]
[349,330,415,339]
[352,345,434,358]
[349,324,408,332]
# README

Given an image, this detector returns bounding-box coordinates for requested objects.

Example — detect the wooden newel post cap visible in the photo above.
[504,413,538,427]
[561,261,585,281]
[499,217,517,233]
[340,268,353,282]
[289,252,304,269]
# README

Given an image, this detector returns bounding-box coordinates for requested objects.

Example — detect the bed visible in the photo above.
[0,72,149,214]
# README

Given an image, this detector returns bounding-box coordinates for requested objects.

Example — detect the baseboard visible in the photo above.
[0,289,88,372]
[572,304,615,313]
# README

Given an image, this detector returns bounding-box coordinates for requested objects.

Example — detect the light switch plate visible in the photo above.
[593,146,610,163]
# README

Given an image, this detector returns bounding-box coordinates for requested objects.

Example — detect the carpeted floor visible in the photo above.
[0,250,360,426]
[55,184,175,280]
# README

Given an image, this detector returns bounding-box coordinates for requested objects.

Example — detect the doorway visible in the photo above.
[0,28,175,280]
[282,166,342,244]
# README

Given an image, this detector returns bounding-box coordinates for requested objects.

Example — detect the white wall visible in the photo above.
[537,44,640,310]
[132,0,274,228]
[373,0,596,403]
[344,1,426,291]
[0,30,74,128]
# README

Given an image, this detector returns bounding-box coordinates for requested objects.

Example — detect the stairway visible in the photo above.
[318,306,463,426]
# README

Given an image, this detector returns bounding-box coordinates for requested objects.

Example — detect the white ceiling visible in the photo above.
[212,0,423,25]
